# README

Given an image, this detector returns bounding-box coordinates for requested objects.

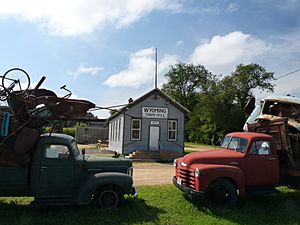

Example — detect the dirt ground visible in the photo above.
[78,144,214,187]
[133,163,175,186]
[133,145,216,186]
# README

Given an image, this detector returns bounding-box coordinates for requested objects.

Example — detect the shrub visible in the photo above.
[42,127,76,137]
[63,128,76,137]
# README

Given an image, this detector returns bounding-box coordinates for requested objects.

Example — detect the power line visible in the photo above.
[275,68,300,80]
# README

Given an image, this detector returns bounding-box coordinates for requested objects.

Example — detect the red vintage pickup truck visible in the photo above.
[173,119,300,208]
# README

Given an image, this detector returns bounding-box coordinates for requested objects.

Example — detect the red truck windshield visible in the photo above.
[221,136,248,153]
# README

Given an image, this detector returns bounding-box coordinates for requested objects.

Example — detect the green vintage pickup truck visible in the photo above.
[0,133,137,208]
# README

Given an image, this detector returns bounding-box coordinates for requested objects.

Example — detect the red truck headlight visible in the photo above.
[194,168,200,177]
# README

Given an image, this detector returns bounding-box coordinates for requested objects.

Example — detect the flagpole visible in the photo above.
[155,48,158,89]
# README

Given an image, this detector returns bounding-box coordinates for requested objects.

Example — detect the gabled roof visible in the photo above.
[109,88,189,121]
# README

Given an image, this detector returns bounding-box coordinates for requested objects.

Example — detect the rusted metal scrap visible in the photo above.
[245,95,300,168]
[0,68,96,165]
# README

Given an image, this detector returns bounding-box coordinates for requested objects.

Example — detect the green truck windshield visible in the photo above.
[71,141,80,157]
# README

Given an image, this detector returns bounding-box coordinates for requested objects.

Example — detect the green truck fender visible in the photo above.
[76,172,134,205]
[196,164,246,197]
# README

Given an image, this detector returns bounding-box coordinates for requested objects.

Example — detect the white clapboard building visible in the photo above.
[108,88,189,155]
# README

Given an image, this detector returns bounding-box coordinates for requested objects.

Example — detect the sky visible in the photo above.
[0,0,300,118]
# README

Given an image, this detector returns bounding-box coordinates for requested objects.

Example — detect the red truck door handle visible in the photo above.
[268,158,277,161]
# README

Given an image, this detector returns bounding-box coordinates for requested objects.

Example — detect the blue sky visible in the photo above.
[0,0,300,118]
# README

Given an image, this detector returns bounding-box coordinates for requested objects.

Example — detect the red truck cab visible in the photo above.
[173,132,281,208]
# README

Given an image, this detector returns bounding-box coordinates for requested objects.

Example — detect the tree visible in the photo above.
[162,62,214,111]
[228,63,275,111]
[186,82,244,144]
[186,63,275,144]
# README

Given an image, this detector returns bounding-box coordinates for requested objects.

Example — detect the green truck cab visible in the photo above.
[0,133,137,208]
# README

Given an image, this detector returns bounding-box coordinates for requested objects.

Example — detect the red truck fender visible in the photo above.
[194,164,246,197]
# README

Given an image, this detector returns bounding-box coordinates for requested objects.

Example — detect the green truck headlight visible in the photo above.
[127,167,133,177]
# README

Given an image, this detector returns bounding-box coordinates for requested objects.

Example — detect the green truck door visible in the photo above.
[38,144,74,197]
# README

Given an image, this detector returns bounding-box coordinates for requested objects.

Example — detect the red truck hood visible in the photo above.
[180,148,242,167]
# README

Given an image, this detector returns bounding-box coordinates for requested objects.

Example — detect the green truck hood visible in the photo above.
[85,155,132,172]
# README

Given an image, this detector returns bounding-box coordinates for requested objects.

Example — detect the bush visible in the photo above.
[63,128,76,137]
[42,127,76,137]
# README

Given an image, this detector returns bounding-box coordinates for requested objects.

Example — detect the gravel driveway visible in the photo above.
[133,163,175,186]
[79,144,214,187]
[132,146,214,186]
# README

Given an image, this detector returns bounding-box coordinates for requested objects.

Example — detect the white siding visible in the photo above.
[108,115,124,153]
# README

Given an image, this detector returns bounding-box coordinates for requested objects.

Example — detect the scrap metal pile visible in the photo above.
[0,68,95,165]
[245,95,300,168]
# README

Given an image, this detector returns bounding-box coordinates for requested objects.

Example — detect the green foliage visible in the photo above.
[226,63,275,111]
[162,62,215,111]
[0,185,299,225]
[163,62,275,144]
[63,127,76,137]
[43,127,76,137]
[187,81,246,144]
[76,122,87,127]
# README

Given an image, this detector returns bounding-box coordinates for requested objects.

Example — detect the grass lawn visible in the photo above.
[0,185,299,225]
[184,142,215,155]
[185,142,213,148]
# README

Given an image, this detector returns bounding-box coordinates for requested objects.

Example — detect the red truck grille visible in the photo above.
[176,167,195,189]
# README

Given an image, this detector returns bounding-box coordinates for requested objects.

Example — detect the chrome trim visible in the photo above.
[268,158,277,161]
[87,169,102,172]
[173,159,177,167]
[131,186,138,198]
[180,162,187,167]
[195,168,200,177]
[127,167,134,177]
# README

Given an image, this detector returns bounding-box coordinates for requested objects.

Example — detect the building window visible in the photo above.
[168,120,177,141]
[112,121,115,141]
[111,122,114,141]
[109,123,112,141]
[131,119,141,140]
[116,120,119,141]
[114,121,117,141]
[118,119,121,141]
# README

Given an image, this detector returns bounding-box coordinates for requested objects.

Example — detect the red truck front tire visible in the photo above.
[205,178,238,209]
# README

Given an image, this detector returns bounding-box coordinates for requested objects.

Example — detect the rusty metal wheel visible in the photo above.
[2,68,30,95]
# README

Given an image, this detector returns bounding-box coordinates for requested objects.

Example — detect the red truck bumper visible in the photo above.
[172,176,205,200]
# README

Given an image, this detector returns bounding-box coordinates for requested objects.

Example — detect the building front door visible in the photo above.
[149,126,160,151]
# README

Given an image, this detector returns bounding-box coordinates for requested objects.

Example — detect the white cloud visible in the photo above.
[158,54,178,75]
[254,0,300,11]
[259,31,300,96]
[69,64,103,79]
[104,48,178,88]
[187,6,221,16]
[190,31,270,75]
[176,40,184,47]
[0,0,182,36]
[226,3,239,13]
